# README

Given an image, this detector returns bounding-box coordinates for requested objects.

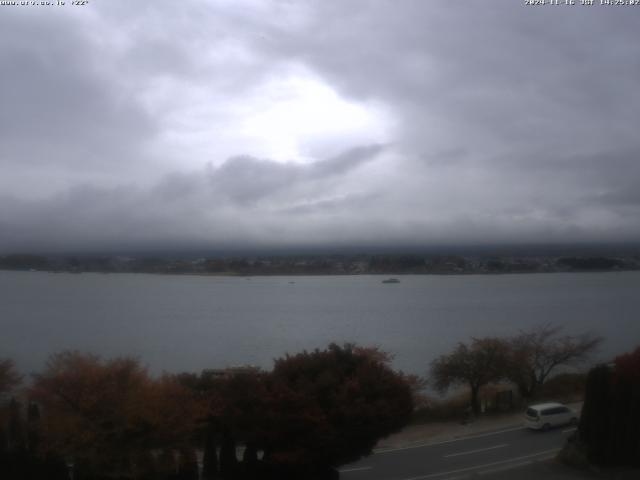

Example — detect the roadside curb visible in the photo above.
[375,402,583,453]
[374,423,525,453]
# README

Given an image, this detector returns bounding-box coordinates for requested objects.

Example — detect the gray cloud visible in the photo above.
[0,144,387,251]
[208,156,301,205]
[207,144,384,205]
[1,1,639,252]
[0,13,156,172]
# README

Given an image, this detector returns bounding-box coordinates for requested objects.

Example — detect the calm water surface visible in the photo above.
[1,271,639,375]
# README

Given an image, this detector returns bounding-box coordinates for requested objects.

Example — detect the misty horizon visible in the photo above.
[3,241,640,260]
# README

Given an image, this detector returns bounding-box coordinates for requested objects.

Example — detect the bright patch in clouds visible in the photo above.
[145,68,393,171]
[240,71,393,162]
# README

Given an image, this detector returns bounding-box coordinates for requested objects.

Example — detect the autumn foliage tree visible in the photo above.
[1,358,23,455]
[1,345,414,479]
[1,358,71,480]
[189,344,414,479]
[261,344,413,476]
[203,368,269,478]
[30,352,200,479]
[431,337,509,416]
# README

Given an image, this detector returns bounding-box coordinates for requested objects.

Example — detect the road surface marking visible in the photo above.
[444,443,508,458]
[477,460,531,475]
[376,426,525,454]
[399,448,561,480]
[562,427,577,434]
[339,466,372,473]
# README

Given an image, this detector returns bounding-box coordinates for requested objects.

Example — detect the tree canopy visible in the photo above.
[575,346,640,467]
[0,359,22,398]
[262,343,413,472]
[29,352,200,479]
[430,337,509,415]
[189,343,414,478]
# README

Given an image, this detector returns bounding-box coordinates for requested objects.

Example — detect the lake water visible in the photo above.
[1,271,639,376]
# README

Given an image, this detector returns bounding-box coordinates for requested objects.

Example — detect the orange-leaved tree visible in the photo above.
[30,351,200,478]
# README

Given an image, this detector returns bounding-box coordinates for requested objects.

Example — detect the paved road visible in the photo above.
[339,424,577,480]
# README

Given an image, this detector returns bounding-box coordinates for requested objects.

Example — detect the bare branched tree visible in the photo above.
[506,324,602,398]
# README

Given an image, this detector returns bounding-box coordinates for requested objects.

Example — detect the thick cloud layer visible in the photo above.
[1,0,639,252]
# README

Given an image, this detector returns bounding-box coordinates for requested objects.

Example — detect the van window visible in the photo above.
[526,408,539,418]
[542,407,565,415]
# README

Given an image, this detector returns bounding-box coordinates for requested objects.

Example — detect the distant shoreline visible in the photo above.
[2,267,639,277]
[2,252,639,277]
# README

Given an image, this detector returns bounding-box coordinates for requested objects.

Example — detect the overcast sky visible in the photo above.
[1,0,639,253]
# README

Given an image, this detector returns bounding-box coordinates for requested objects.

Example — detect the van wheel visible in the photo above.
[542,423,551,431]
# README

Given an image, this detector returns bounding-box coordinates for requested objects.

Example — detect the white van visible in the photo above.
[525,402,578,431]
